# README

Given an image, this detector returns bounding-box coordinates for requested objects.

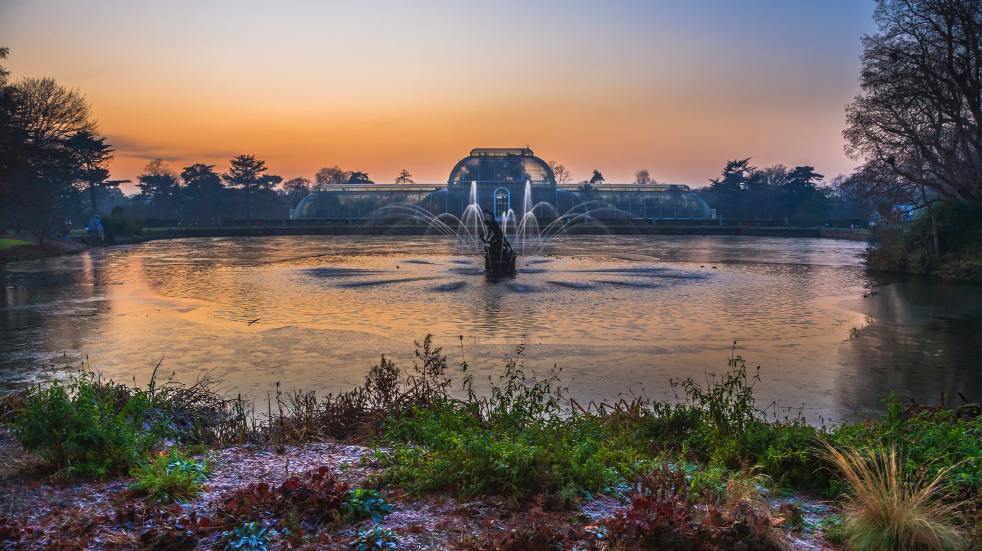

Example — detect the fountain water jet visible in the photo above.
[361,179,626,276]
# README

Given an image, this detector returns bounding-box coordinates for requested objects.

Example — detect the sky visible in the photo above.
[1,0,877,190]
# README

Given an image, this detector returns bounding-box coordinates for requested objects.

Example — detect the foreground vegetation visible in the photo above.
[1,337,978,549]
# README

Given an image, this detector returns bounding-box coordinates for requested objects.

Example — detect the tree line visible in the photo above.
[128,159,416,223]
[699,159,869,225]
[0,45,428,233]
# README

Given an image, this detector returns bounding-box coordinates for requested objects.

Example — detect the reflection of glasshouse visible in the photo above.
[292,147,713,221]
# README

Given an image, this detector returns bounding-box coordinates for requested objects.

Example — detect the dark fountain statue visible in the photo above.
[481,209,516,277]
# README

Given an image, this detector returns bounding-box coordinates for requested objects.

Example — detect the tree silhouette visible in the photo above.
[779,166,825,223]
[548,161,571,185]
[66,130,115,215]
[283,177,312,207]
[3,71,94,241]
[845,0,981,205]
[138,159,179,204]
[12,77,92,145]
[314,166,349,189]
[181,163,225,221]
[347,171,373,185]
[223,155,280,218]
[394,169,414,184]
[634,169,652,186]
[589,169,605,185]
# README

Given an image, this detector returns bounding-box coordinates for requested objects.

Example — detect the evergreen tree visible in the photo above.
[66,130,115,215]
[223,155,280,218]
[181,163,226,222]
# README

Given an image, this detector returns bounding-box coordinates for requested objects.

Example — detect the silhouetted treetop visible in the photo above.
[845,0,982,204]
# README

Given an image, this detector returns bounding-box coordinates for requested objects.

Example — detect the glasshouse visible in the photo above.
[292,148,714,221]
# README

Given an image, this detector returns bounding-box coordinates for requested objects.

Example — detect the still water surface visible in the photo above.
[2,235,979,421]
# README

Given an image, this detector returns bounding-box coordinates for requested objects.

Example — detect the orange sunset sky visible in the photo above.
[1,0,877,190]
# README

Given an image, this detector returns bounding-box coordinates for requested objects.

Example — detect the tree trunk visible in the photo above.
[89,182,98,215]
[920,187,941,260]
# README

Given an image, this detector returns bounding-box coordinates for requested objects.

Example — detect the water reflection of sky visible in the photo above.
[1,235,979,422]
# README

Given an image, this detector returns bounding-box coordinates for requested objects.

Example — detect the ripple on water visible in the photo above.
[430,281,468,292]
[303,268,388,278]
[336,276,440,288]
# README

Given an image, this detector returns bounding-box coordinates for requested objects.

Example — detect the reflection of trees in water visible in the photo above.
[0,253,109,386]
[837,277,982,415]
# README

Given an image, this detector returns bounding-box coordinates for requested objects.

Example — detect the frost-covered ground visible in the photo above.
[0,431,842,550]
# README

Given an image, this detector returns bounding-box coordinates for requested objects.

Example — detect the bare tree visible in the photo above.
[11,77,91,146]
[844,0,982,205]
[314,166,350,189]
[283,176,312,207]
[137,159,179,202]
[548,161,572,185]
[4,74,95,241]
[394,169,414,184]
[634,169,653,186]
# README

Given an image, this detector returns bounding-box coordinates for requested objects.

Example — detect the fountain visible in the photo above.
[366,179,630,277]
[480,208,516,276]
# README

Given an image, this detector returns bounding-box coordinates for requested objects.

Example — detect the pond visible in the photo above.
[2,235,979,422]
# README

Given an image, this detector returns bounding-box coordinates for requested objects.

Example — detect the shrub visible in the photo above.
[129,449,209,503]
[824,444,967,551]
[379,394,621,502]
[342,489,393,523]
[604,465,783,550]
[6,363,258,478]
[867,202,982,281]
[219,466,348,531]
[352,525,398,550]
[103,206,143,238]
[10,373,154,478]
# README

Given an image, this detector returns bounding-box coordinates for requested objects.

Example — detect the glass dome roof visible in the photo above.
[448,148,555,187]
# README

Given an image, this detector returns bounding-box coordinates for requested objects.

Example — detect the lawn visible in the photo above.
[0,239,33,251]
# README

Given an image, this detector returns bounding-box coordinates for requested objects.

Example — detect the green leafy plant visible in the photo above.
[818,514,847,545]
[129,449,209,503]
[221,521,271,551]
[10,373,154,478]
[353,525,398,550]
[342,489,393,523]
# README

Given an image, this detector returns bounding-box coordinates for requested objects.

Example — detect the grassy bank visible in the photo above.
[1,338,978,549]
[0,236,86,263]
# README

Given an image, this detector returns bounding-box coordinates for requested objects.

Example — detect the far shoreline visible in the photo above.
[74,222,871,247]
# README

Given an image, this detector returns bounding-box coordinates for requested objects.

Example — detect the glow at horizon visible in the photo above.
[1,0,875,189]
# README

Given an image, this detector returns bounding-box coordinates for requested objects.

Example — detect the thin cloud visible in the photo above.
[105,134,237,163]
